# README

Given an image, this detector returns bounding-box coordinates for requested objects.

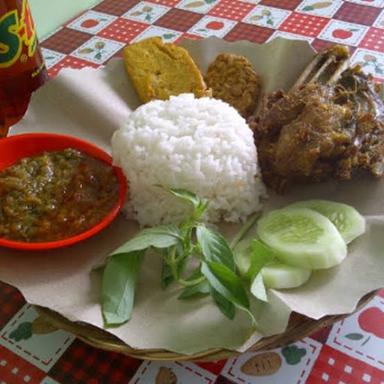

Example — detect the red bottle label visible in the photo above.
[0,0,37,68]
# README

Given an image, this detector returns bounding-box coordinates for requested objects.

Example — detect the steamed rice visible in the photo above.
[112,94,265,226]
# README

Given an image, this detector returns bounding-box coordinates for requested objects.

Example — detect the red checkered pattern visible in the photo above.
[197,360,227,375]
[49,339,142,384]
[48,56,99,77]
[0,282,25,328]
[215,375,235,384]
[225,23,274,44]
[98,19,148,43]
[0,345,46,383]
[309,325,332,344]
[280,12,330,37]
[307,345,384,384]
[360,27,384,53]
[93,0,139,16]
[2,0,384,383]
[180,32,203,41]
[42,28,92,54]
[155,8,203,31]
[209,0,255,22]
[334,2,381,27]
[260,0,302,10]
[148,0,181,5]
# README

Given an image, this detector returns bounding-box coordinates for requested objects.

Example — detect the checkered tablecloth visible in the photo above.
[1,0,384,383]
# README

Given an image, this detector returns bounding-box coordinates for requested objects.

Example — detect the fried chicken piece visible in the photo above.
[249,46,384,192]
[251,83,353,191]
[206,53,261,117]
[336,68,384,178]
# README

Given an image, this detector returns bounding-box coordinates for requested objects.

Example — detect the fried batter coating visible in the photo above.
[123,37,210,103]
[206,53,261,117]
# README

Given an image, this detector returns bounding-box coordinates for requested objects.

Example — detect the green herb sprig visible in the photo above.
[101,188,259,327]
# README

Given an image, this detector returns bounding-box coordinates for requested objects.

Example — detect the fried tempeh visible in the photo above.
[206,53,261,117]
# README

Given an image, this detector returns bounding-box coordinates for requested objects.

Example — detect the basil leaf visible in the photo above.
[161,260,174,289]
[196,225,236,271]
[201,261,249,309]
[250,272,268,302]
[101,251,143,326]
[210,287,236,319]
[166,188,208,210]
[110,225,181,256]
[246,239,276,280]
[178,280,210,300]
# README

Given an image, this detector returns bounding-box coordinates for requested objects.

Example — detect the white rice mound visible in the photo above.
[112,93,265,226]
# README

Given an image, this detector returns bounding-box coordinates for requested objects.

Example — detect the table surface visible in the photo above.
[30,0,99,39]
[1,0,384,383]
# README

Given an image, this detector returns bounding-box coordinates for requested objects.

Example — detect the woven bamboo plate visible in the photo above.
[36,290,376,362]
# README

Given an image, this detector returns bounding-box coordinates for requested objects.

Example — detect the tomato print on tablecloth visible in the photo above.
[318,19,369,46]
[327,295,384,371]
[67,10,117,34]
[189,15,236,37]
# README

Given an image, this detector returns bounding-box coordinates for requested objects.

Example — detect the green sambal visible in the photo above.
[0,148,119,242]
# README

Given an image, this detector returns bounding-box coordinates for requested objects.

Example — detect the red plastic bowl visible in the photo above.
[0,133,127,251]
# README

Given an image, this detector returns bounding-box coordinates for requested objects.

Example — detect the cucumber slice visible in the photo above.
[257,207,347,269]
[261,263,311,289]
[288,200,365,244]
[250,273,268,302]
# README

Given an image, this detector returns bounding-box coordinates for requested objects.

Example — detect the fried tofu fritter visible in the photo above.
[123,37,210,103]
